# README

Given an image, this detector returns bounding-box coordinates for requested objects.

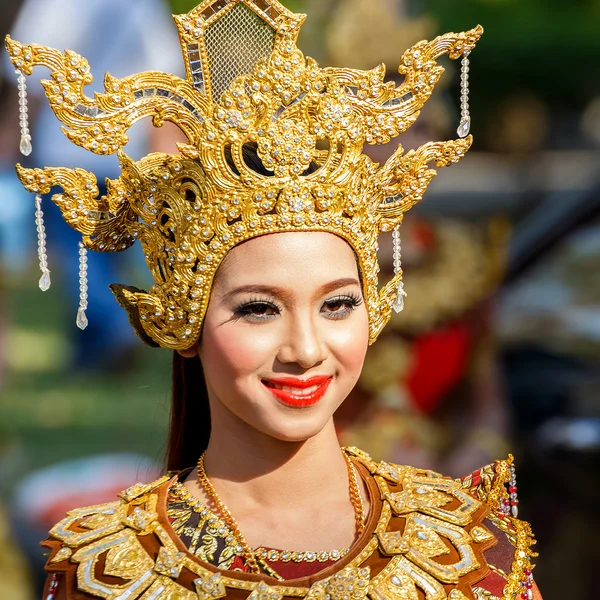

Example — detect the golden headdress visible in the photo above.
[5,0,482,350]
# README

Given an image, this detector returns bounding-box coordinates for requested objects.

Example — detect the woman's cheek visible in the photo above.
[328,316,369,378]
[204,322,279,379]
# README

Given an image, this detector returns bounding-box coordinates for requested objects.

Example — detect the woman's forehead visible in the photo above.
[216,232,360,284]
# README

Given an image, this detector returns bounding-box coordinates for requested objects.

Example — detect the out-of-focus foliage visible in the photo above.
[426,0,600,109]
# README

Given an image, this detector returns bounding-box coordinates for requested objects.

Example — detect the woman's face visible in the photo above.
[186,232,369,443]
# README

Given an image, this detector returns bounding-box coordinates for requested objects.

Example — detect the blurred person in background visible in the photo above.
[1,0,184,372]
[3,1,544,599]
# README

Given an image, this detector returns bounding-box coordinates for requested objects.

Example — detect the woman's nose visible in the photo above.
[277,311,327,369]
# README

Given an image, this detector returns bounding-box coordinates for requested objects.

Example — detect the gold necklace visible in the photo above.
[196,449,366,574]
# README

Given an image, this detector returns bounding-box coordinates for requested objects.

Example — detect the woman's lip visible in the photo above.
[262,377,332,408]
[261,375,331,389]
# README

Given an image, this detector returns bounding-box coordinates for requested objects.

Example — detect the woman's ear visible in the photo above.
[177,343,199,358]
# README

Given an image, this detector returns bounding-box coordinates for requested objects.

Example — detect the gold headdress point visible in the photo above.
[6,0,482,350]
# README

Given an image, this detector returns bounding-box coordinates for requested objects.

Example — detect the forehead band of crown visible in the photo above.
[6,0,482,350]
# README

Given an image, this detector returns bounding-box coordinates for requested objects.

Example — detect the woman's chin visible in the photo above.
[257,412,334,444]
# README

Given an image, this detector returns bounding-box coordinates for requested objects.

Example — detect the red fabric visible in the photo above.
[405,322,473,414]
[477,570,507,597]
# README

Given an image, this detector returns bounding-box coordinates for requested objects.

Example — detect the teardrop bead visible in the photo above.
[457,117,471,138]
[20,135,32,156]
[76,307,89,330]
[39,270,51,291]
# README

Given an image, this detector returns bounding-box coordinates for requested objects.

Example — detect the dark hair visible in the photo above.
[167,352,211,470]
[166,143,321,471]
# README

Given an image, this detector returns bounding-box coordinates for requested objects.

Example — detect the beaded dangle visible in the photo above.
[34,194,51,291]
[16,69,32,156]
[391,225,406,313]
[46,574,61,600]
[509,462,519,517]
[457,50,471,138]
[77,241,89,330]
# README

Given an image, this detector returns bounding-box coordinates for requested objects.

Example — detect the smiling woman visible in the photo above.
[5,0,541,599]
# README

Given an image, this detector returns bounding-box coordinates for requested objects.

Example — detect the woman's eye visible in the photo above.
[322,296,362,318]
[236,301,280,320]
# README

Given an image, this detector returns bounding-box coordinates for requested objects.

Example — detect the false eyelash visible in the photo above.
[324,293,363,308]
[233,296,282,319]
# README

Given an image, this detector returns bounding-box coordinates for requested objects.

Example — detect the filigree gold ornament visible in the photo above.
[305,566,371,600]
[6,0,482,350]
[194,572,227,600]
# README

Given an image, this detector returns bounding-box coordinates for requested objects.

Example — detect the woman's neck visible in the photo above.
[181,399,370,551]
[203,416,348,511]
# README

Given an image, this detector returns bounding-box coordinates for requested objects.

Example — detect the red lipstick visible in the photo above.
[261,375,332,408]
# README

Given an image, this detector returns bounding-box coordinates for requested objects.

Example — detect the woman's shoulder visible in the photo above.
[41,472,178,598]
[345,446,540,600]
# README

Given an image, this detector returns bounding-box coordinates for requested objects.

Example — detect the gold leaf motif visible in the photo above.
[470,526,494,544]
[448,590,470,600]
[104,534,155,580]
[402,516,450,559]
[369,555,446,600]
[385,476,481,527]
[50,546,73,563]
[71,529,157,598]
[50,501,127,547]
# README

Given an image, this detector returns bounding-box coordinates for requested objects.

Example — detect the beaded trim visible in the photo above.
[254,546,349,564]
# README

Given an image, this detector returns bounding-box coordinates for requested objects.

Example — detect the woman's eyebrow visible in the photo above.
[222,284,286,302]
[318,277,361,295]
[222,278,361,303]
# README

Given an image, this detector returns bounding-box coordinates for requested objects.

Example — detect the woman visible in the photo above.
[5,1,539,598]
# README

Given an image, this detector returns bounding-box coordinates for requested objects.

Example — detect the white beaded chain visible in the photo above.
[77,241,89,330]
[16,69,32,156]
[457,50,471,139]
[392,225,406,313]
[35,194,51,291]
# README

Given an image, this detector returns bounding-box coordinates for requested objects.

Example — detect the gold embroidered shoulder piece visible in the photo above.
[458,454,539,600]
[41,450,539,600]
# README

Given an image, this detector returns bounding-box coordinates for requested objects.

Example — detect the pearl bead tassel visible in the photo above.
[35,194,51,291]
[77,241,89,330]
[392,225,406,313]
[16,69,32,156]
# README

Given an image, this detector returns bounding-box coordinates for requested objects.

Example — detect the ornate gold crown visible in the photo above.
[5,0,482,350]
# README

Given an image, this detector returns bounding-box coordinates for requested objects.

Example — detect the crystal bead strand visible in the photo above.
[16,69,32,156]
[457,50,471,138]
[35,194,51,291]
[392,225,406,313]
[77,241,89,330]
[509,462,519,517]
